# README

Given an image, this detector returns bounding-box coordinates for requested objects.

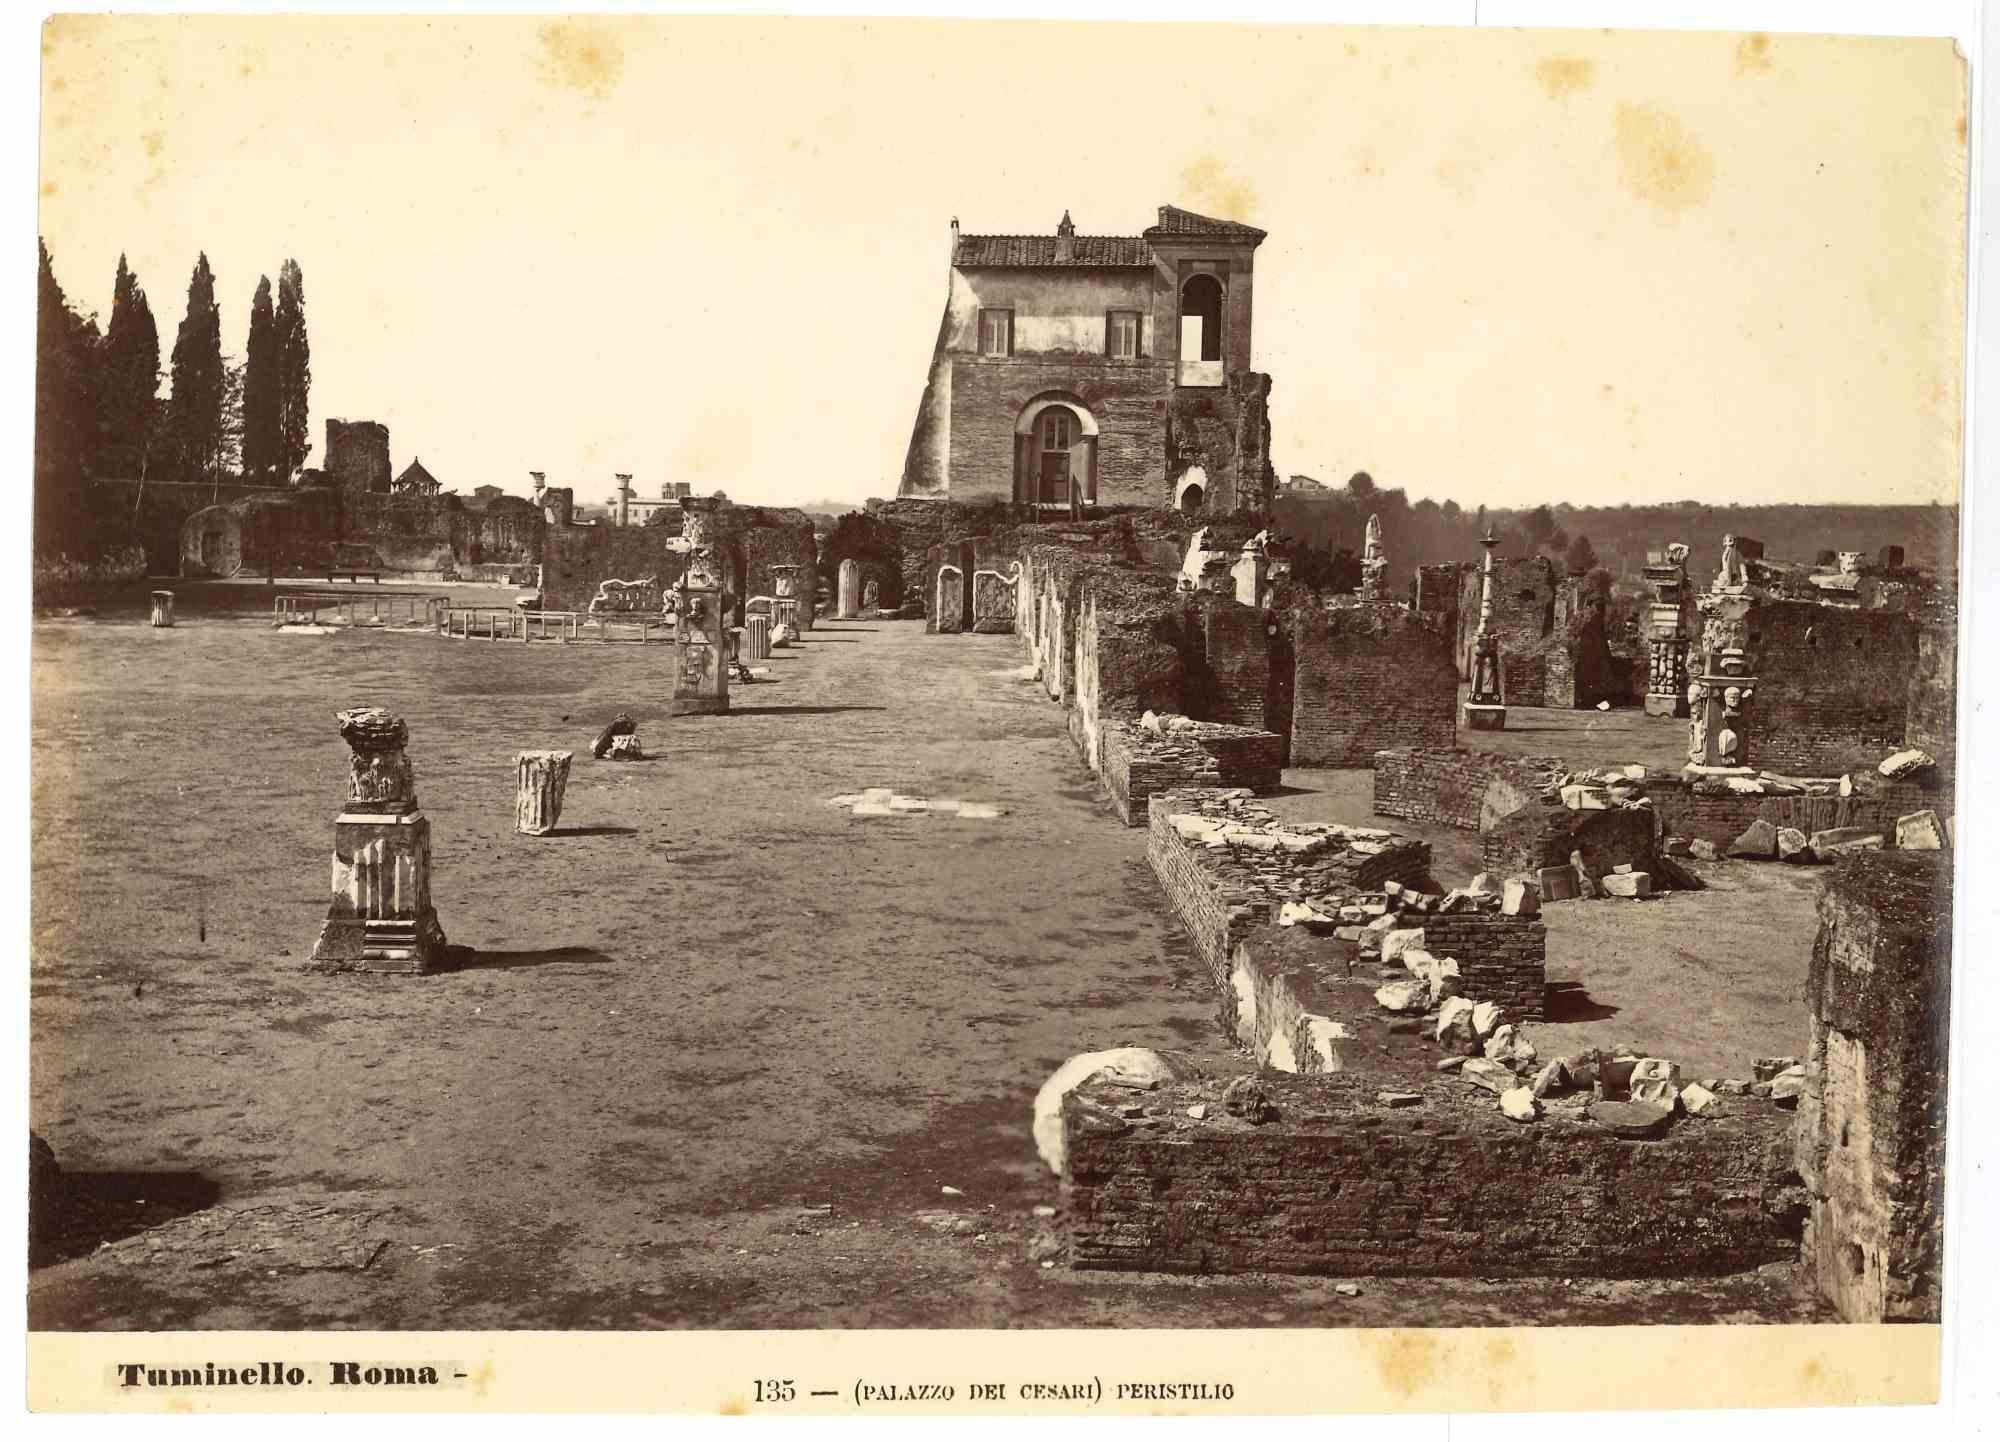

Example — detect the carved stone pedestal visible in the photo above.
[149,590,175,628]
[307,707,448,975]
[1463,702,1508,731]
[741,616,771,661]
[515,750,573,836]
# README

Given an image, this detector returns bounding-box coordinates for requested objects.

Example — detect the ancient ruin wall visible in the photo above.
[1372,747,1569,831]
[1181,595,1270,731]
[1098,721,1284,826]
[1289,602,1457,766]
[1481,802,1660,881]
[1905,612,1957,776]
[1420,912,1548,1017]
[1063,1074,1803,1278]
[1796,853,1951,1322]
[947,361,1174,507]
[1745,599,1917,774]
[1164,371,1276,514]
[1646,777,1943,849]
[324,419,391,496]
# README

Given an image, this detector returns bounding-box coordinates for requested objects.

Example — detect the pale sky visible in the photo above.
[38,15,1968,510]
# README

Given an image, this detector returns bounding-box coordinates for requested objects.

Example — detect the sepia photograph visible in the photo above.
[20,0,1983,1417]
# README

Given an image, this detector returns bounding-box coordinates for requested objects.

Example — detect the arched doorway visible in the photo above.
[1013,395,1099,511]
[1175,467,1208,514]
[1179,274,1224,386]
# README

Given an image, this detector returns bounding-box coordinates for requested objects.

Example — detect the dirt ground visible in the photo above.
[28,597,1829,1328]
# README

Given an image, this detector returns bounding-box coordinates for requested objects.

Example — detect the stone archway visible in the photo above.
[1014,394,1099,512]
[1175,467,1209,514]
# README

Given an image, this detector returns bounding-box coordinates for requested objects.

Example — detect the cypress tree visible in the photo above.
[99,253,161,478]
[275,259,311,479]
[242,275,280,483]
[34,240,101,548]
[166,253,224,482]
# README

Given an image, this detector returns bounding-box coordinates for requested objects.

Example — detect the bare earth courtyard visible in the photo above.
[30,602,1830,1328]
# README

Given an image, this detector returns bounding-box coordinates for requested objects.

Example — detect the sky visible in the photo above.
[36,14,1969,511]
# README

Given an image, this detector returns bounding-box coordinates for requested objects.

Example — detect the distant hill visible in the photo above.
[1272,485,1958,593]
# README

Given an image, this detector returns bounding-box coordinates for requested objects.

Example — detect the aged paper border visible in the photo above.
[12,0,1989,1424]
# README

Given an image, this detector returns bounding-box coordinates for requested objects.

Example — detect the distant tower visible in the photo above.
[613,473,635,527]
[1054,209,1075,263]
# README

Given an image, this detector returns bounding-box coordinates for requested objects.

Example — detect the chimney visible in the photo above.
[529,471,546,499]
[949,215,960,263]
[1055,209,1075,263]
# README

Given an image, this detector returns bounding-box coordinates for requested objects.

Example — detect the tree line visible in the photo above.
[36,240,312,550]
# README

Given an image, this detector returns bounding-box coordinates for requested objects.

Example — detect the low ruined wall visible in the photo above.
[1372,747,1567,831]
[1063,1073,1802,1278]
[1482,800,1660,880]
[1796,853,1950,1322]
[1145,790,1432,983]
[1905,613,1957,777]
[1646,778,1942,849]
[542,526,690,613]
[1419,912,1548,1018]
[1290,601,1457,766]
[1750,599,1918,775]
[1097,720,1284,826]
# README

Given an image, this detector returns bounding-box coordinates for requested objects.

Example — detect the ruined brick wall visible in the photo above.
[1146,797,1263,985]
[451,496,545,566]
[1905,611,1957,775]
[1181,595,1269,729]
[1796,853,1951,1321]
[735,514,820,630]
[1098,721,1283,826]
[945,360,1173,507]
[1290,602,1457,766]
[1646,778,1943,849]
[324,419,391,496]
[923,541,973,634]
[1481,802,1658,882]
[1372,747,1567,831]
[343,492,462,572]
[1063,1074,1801,1278]
[859,497,1024,613]
[1165,371,1276,514]
[1746,599,1917,774]
[1420,913,1547,1017]
[1458,555,1557,686]
[541,526,690,613]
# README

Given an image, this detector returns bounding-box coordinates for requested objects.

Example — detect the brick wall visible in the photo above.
[1458,555,1557,683]
[1098,721,1284,825]
[1906,612,1957,776]
[1747,599,1917,774]
[1183,596,1270,729]
[1063,1073,1802,1278]
[1481,802,1659,881]
[1646,777,1945,849]
[1164,371,1277,514]
[1795,853,1950,1321]
[1145,795,1265,985]
[1290,602,1457,766]
[1372,747,1567,831]
[946,358,1173,508]
[1420,912,1548,1018]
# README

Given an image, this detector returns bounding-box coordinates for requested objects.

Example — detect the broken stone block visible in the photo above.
[1878,748,1936,780]
[1627,1058,1681,1104]
[1435,1055,1467,1071]
[1811,827,1885,862]
[590,712,637,759]
[1538,864,1578,902]
[1435,996,1477,1050]
[1501,878,1540,916]
[1277,899,1336,928]
[1599,1051,1642,1095]
[1600,871,1653,898]
[1770,1071,1806,1108]
[1460,1058,1515,1094]
[1530,1059,1568,1097]
[1715,1079,1751,1095]
[1752,1055,1799,1082]
[1662,837,1693,857]
[1377,1091,1423,1108]
[1500,1087,1539,1122]
[1588,1099,1675,1139]
[1139,710,1163,734]
[514,750,574,836]
[1033,1047,1200,1173]
[1777,826,1812,862]
[1422,955,1461,1006]
[1374,979,1426,1013]
[1381,928,1425,965]
[1894,810,1946,851]
[1470,1000,1506,1041]
[1466,872,1497,895]
[605,733,644,761]
[1484,1023,1538,1072]
[1221,1075,1279,1123]
[1569,850,1599,899]
[1680,1083,1718,1116]
[1689,838,1720,861]
[1729,818,1779,859]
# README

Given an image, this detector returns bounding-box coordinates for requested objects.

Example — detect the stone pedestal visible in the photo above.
[671,586,730,715]
[770,564,804,632]
[1463,702,1508,731]
[149,590,175,628]
[515,750,573,835]
[837,559,860,619]
[308,707,447,975]
[742,615,771,661]
[1796,854,1950,1321]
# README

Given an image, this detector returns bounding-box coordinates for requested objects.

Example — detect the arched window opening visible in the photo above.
[1179,482,1206,514]
[1178,274,1225,387]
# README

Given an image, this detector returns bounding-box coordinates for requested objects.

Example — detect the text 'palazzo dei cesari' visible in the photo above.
[899,205,1278,516]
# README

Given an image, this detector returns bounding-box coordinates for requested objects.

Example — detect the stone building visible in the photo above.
[899,204,1276,516]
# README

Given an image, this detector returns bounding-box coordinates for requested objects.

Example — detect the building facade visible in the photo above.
[899,204,1275,515]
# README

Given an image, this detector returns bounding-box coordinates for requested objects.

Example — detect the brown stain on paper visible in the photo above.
[1736,33,1775,76]
[537,19,627,101]
[1365,1329,1443,1399]
[1535,57,1595,100]
[1614,102,1715,215]
[1177,153,1257,222]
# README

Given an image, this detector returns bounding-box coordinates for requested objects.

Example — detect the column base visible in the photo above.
[309,908,449,975]
[1463,702,1508,731]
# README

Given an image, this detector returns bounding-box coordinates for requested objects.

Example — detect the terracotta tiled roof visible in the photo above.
[953,233,1152,268]
[1143,205,1268,243]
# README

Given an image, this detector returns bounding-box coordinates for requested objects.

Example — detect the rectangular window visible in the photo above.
[1107,310,1140,360]
[978,308,1013,357]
